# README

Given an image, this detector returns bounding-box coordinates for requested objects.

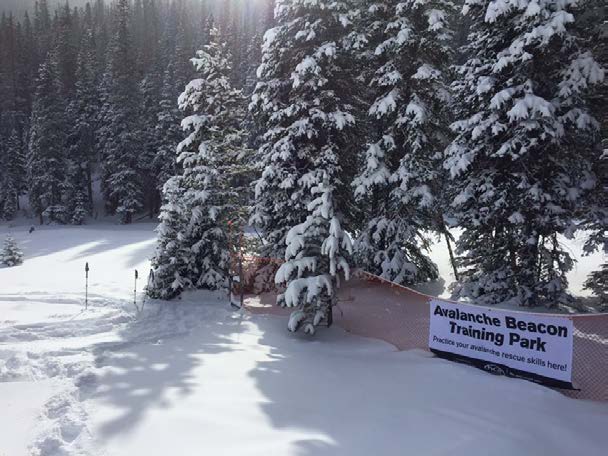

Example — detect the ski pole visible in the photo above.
[142,269,154,313]
[134,269,139,311]
[85,262,89,310]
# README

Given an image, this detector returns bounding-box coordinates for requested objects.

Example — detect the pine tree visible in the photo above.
[151,27,250,297]
[583,262,608,307]
[138,0,164,218]
[99,0,144,224]
[152,3,194,203]
[34,0,52,58]
[28,51,67,224]
[353,0,455,286]
[173,9,195,88]
[140,65,163,217]
[148,176,191,299]
[197,9,214,49]
[251,0,358,334]
[445,0,604,307]
[15,12,37,122]
[1,235,23,267]
[179,27,250,290]
[0,139,13,220]
[70,189,88,225]
[577,1,607,293]
[54,3,78,98]
[0,129,25,220]
[65,28,98,222]
[153,60,181,197]
[0,13,19,124]
[577,1,607,151]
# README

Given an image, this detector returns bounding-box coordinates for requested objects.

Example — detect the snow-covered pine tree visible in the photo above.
[140,65,163,217]
[577,0,607,297]
[0,140,7,220]
[65,28,98,223]
[583,262,607,307]
[152,12,194,215]
[54,2,78,99]
[150,27,250,297]
[148,176,191,299]
[28,51,68,225]
[218,0,236,56]
[197,9,214,50]
[70,190,89,225]
[9,128,26,202]
[14,11,37,118]
[137,0,165,218]
[580,145,607,297]
[445,0,605,307]
[178,27,251,290]
[153,60,181,199]
[99,0,144,224]
[0,139,12,221]
[353,0,455,286]
[251,0,358,334]
[242,2,278,149]
[34,0,52,58]
[0,129,25,220]
[577,1,607,152]
[243,32,263,97]
[1,235,23,267]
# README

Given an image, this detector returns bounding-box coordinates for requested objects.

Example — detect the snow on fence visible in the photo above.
[241,257,608,402]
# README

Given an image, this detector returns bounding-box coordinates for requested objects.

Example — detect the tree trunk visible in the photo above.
[444,231,459,281]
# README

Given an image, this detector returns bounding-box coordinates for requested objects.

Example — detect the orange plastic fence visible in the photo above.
[240,258,608,402]
[354,270,608,402]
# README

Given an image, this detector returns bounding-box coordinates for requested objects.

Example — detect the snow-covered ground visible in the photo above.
[1,223,607,456]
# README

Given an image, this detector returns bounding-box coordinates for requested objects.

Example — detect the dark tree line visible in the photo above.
[0,0,273,223]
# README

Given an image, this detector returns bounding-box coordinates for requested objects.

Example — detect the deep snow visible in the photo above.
[1,223,607,456]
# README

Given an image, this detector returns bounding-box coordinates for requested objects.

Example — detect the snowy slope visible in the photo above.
[1,224,607,456]
[0,224,156,455]
[0,223,156,300]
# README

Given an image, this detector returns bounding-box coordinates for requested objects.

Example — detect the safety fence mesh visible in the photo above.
[239,259,608,402]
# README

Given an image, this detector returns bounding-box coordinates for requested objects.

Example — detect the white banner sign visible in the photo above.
[429,299,574,387]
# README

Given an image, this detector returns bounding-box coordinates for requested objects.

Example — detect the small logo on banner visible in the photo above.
[483,363,506,376]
